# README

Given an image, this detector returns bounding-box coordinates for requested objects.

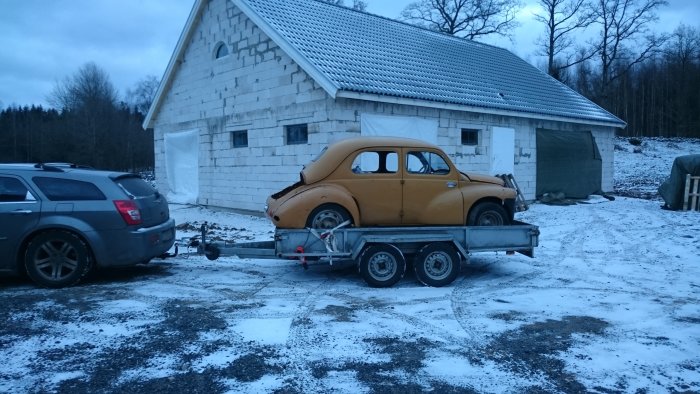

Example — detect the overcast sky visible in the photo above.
[0,0,698,110]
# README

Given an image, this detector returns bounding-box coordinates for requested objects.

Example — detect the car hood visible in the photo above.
[462,172,505,186]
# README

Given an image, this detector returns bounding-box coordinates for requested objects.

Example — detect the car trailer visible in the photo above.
[174,221,539,288]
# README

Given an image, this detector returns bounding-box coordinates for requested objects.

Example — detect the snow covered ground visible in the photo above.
[1,137,700,393]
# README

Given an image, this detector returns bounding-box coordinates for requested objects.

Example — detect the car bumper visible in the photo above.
[92,218,176,267]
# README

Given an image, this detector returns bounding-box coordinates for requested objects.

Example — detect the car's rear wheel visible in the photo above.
[306,204,351,229]
[467,202,509,226]
[25,230,91,288]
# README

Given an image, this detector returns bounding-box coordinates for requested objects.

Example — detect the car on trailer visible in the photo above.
[266,137,520,230]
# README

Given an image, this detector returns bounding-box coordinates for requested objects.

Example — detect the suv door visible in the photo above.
[401,149,463,225]
[0,176,41,270]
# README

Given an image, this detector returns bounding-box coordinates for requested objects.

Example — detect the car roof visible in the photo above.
[303,137,440,183]
[0,163,132,179]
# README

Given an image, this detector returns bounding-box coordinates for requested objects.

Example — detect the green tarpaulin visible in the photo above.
[658,154,700,210]
[536,129,602,199]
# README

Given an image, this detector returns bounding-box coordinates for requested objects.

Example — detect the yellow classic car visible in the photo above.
[266,137,517,229]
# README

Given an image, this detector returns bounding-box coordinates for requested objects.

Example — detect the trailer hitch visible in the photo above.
[167,222,221,260]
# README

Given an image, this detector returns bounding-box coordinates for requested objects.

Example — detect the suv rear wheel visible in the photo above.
[25,231,91,288]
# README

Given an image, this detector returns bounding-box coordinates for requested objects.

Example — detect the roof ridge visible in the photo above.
[306,0,504,51]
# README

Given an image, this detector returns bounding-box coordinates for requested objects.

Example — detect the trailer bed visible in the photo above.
[193,220,538,287]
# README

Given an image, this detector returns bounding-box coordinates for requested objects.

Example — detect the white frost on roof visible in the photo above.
[238,0,625,126]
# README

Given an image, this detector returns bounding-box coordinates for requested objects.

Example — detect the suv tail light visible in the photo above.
[114,200,142,225]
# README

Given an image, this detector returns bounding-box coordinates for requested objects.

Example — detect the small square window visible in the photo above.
[231,130,248,148]
[285,124,308,145]
[461,128,479,146]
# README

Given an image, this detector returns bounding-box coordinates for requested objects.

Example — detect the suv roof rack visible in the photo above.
[34,163,94,172]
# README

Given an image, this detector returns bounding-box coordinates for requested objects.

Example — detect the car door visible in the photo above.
[0,176,41,269]
[401,149,464,225]
[332,149,403,226]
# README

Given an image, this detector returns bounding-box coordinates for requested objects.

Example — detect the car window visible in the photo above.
[0,177,36,202]
[115,176,157,197]
[406,151,450,175]
[32,177,106,201]
[351,151,398,174]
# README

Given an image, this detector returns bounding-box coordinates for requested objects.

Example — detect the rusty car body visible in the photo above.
[265,137,517,229]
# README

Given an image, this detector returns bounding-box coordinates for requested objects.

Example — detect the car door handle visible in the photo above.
[10,209,33,215]
[446,182,457,188]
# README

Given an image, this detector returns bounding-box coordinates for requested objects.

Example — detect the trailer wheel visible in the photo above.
[414,242,461,287]
[204,244,220,261]
[358,244,405,288]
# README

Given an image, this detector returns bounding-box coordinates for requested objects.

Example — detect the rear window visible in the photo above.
[115,176,157,197]
[33,177,106,201]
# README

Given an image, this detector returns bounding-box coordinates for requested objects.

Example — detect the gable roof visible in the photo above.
[144,0,625,129]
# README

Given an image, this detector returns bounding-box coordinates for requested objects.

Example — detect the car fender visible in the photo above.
[20,217,105,265]
[272,184,360,228]
[462,185,518,219]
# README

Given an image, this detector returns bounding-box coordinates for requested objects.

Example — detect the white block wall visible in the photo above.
[151,0,617,212]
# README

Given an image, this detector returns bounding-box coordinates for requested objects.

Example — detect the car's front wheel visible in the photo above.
[25,230,92,288]
[306,204,351,229]
[467,202,509,226]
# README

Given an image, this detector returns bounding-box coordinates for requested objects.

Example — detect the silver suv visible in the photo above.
[0,163,176,288]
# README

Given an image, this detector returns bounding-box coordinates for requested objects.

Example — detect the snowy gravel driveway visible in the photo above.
[2,197,699,393]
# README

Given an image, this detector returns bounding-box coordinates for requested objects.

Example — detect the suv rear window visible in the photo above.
[33,177,106,201]
[115,176,157,197]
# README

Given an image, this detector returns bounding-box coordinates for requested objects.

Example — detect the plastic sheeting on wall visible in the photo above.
[164,129,199,204]
[491,126,515,175]
[360,114,438,144]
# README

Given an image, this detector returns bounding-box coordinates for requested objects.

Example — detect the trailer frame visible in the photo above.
[176,220,539,288]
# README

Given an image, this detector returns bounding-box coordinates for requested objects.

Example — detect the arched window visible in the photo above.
[214,42,229,59]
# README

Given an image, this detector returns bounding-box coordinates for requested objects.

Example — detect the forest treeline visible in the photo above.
[575,25,700,138]
[0,104,153,171]
[0,64,156,171]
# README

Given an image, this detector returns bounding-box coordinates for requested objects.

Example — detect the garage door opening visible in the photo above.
[536,129,602,199]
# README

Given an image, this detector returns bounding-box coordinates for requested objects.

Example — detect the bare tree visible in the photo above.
[126,75,160,115]
[534,0,595,81]
[352,0,368,10]
[320,0,368,11]
[48,62,118,112]
[47,62,120,167]
[589,0,668,101]
[400,0,521,40]
[665,24,700,67]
